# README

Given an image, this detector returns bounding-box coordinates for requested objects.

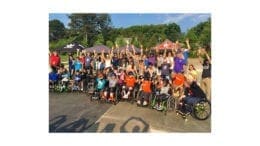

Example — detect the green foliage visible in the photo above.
[115,35,126,47]
[68,14,112,47]
[94,34,104,45]
[106,40,114,48]
[49,37,77,51]
[49,14,210,55]
[186,18,211,50]
[49,19,65,42]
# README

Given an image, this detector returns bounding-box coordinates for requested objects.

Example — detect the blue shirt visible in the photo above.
[183,50,189,64]
[74,74,81,81]
[96,78,106,90]
[49,72,58,81]
[144,59,149,67]
[74,61,82,71]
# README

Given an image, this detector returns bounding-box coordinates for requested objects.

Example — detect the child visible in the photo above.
[123,71,136,99]
[73,70,81,91]
[106,73,118,101]
[95,72,107,99]
[61,68,70,90]
[172,72,185,98]
[154,79,171,110]
[49,70,59,89]
[137,75,152,106]
[74,57,82,72]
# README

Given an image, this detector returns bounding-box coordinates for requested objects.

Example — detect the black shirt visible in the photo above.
[185,81,207,99]
[202,63,211,78]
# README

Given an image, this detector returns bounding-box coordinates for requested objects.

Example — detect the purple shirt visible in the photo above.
[174,57,185,73]
[148,56,156,65]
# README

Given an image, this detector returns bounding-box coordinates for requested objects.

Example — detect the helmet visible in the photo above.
[128,71,134,76]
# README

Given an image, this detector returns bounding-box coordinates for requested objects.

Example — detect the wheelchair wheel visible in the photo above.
[192,100,211,120]
[135,90,141,106]
[131,90,136,104]
[168,97,175,111]
[150,95,156,109]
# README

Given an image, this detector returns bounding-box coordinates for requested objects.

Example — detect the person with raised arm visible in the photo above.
[200,49,211,101]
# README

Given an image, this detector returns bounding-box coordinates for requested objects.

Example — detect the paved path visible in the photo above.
[49,93,210,132]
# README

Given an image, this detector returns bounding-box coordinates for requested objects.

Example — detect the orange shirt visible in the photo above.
[173,73,185,86]
[141,80,152,93]
[125,76,136,87]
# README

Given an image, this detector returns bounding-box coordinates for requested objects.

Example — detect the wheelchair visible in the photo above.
[176,96,211,121]
[49,80,58,92]
[119,84,136,104]
[150,90,175,115]
[136,90,153,107]
[71,80,81,92]
[86,77,95,95]
[101,87,119,105]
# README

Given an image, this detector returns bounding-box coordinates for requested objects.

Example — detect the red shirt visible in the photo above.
[79,56,85,66]
[50,54,60,67]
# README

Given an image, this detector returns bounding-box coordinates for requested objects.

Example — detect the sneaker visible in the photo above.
[143,101,148,106]
[157,105,163,111]
[137,100,141,105]
[153,104,158,109]
[123,94,128,99]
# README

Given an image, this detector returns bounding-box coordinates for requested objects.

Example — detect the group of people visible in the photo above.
[49,39,211,112]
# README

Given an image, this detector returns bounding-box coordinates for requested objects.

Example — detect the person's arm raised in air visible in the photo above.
[110,47,114,58]
[163,48,167,58]
[205,50,211,64]
[93,50,97,58]
[140,45,143,56]
[101,49,105,60]
[132,45,136,56]
[185,38,191,51]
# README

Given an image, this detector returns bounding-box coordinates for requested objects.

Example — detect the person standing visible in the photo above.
[201,49,211,101]
[49,51,61,73]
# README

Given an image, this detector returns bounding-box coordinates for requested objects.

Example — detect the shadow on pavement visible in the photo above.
[49,115,93,132]
[49,116,149,133]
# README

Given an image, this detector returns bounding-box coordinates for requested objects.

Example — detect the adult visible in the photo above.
[68,54,75,78]
[173,51,186,73]
[101,48,112,69]
[85,52,92,70]
[187,64,198,83]
[160,58,171,80]
[200,49,211,101]
[183,39,191,65]
[49,51,61,73]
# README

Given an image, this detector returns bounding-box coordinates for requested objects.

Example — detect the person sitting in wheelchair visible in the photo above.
[172,72,185,98]
[73,70,82,90]
[153,79,172,110]
[123,71,136,99]
[137,75,152,106]
[105,73,118,101]
[178,74,207,114]
[49,70,59,89]
[94,72,107,99]
[61,68,70,90]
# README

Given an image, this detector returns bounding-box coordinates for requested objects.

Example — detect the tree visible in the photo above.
[68,14,112,46]
[115,36,126,47]
[106,40,114,48]
[49,19,65,42]
[94,34,104,45]
[185,18,211,49]
[165,23,181,42]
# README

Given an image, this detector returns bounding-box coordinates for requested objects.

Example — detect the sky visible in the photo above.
[49,13,210,33]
